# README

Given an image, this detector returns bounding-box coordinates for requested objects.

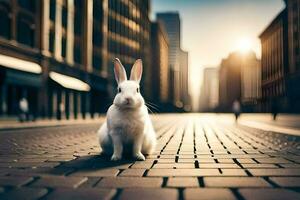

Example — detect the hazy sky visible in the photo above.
[151,0,285,109]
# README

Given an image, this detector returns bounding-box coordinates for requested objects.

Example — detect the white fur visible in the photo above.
[97,58,156,161]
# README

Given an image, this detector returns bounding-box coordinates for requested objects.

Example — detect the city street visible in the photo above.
[0,114,299,200]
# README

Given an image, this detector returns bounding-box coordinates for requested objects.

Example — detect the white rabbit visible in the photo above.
[97,58,156,161]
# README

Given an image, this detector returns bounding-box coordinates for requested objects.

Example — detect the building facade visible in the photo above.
[156,12,181,108]
[259,9,289,112]
[107,0,151,99]
[285,0,300,112]
[200,67,219,112]
[241,51,261,112]
[218,53,242,112]
[179,49,191,111]
[0,0,151,119]
[218,51,261,112]
[150,21,169,106]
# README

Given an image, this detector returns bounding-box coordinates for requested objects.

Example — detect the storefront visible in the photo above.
[48,72,91,120]
[0,54,42,118]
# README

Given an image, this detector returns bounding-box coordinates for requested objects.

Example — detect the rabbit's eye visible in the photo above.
[136,88,140,93]
[118,88,121,93]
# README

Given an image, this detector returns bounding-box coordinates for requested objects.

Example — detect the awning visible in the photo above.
[0,54,42,74]
[49,72,91,92]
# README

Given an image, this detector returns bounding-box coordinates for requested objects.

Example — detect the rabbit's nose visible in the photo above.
[125,97,133,104]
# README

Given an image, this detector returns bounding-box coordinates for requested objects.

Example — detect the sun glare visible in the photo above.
[237,37,252,53]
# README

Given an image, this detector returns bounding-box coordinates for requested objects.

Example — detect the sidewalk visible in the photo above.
[214,113,300,136]
[0,116,105,131]
[0,114,299,200]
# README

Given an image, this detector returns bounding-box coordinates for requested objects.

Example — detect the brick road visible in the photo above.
[0,114,300,200]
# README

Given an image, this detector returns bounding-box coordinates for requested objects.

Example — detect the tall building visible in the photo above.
[179,49,191,111]
[200,67,219,112]
[241,52,261,111]
[259,9,289,112]
[285,0,300,112]
[0,0,151,119]
[150,21,169,105]
[107,0,151,98]
[0,0,44,118]
[218,51,261,112]
[156,12,181,107]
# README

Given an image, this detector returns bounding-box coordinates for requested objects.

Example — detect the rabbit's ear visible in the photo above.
[130,59,143,83]
[114,58,127,84]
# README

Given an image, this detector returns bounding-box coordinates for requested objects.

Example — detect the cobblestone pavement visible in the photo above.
[0,114,300,200]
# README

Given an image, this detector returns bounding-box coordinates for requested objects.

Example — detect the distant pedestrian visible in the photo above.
[232,100,241,122]
[271,99,278,121]
[19,98,29,122]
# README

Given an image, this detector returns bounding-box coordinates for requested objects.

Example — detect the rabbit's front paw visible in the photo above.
[134,152,145,161]
[111,154,122,161]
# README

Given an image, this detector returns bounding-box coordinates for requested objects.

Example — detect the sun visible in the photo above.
[237,37,252,53]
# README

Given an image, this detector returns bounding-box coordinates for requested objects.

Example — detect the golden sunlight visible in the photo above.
[236,37,252,53]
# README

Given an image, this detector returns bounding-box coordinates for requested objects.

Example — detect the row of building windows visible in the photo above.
[0,1,36,48]
[263,81,284,98]
[261,27,284,81]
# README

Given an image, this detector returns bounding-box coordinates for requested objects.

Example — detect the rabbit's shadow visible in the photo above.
[48,154,136,175]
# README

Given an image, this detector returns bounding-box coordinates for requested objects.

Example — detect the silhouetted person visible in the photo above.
[232,100,241,122]
[19,98,29,122]
[271,99,278,121]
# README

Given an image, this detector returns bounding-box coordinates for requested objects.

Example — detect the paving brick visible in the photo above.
[70,169,119,177]
[0,162,60,168]
[44,188,116,200]
[255,158,292,164]
[270,177,300,187]
[147,169,220,177]
[0,188,48,200]
[237,158,257,164]
[197,158,216,163]
[239,188,300,200]
[204,177,271,187]
[118,169,145,177]
[0,176,34,187]
[199,163,240,169]
[30,176,87,188]
[130,162,154,169]
[241,164,278,168]
[119,188,178,200]
[279,163,300,168]
[177,158,196,163]
[167,177,199,187]
[184,188,236,200]
[220,169,248,176]
[78,177,102,188]
[5,167,74,176]
[152,163,195,169]
[96,177,162,188]
[217,158,235,163]
[249,168,300,176]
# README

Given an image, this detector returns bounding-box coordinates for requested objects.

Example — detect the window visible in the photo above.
[62,6,67,28]
[49,31,55,53]
[93,0,103,20]
[50,0,56,21]
[0,4,11,39]
[74,12,82,35]
[17,14,35,47]
[74,0,82,35]
[18,0,35,12]
[74,44,82,64]
[62,37,67,58]
[93,53,102,70]
[93,28,102,46]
